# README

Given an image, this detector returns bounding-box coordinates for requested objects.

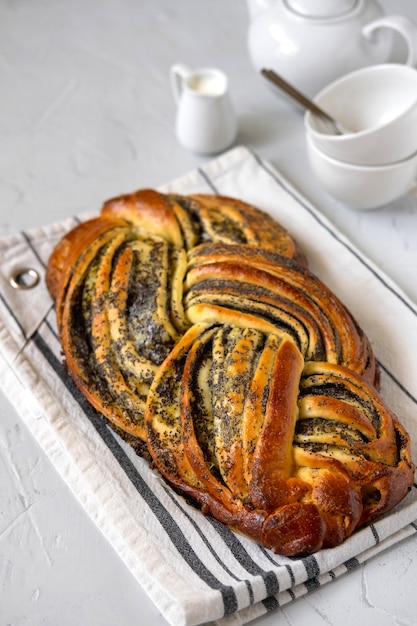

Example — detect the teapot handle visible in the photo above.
[170,63,191,104]
[362,15,417,67]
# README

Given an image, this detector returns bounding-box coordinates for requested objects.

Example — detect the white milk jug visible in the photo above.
[170,63,237,154]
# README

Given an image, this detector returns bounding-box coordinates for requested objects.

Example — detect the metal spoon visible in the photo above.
[261,68,349,135]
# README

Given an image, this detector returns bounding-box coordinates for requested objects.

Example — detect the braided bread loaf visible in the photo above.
[46,189,414,556]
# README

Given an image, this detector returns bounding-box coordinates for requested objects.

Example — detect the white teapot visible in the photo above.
[247,0,417,97]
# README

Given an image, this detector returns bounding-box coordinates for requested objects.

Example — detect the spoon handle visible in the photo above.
[261,68,343,135]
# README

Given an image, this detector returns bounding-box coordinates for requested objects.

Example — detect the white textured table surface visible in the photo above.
[1,1,417,625]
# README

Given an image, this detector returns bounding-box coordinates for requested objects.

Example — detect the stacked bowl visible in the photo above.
[304,64,417,210]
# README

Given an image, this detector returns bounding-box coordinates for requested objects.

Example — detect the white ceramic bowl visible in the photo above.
[306,134,417,210]
[305,64,417,166]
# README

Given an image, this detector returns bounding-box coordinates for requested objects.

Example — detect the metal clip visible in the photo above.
[9,268,40,290]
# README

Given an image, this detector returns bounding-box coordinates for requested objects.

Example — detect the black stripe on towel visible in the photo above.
[0,291,28,340]
[197,167,219,194]
[344,557,360,571]
[207,517,280,601]
[258,545,296,588]
[31,330,239,618]
[378,361,417,406]
[302,555,320,579]
[164,487,256,605]
[285,564,296,587]
[21,231,47,268]
[200,518,282,615]
[369,524,380,545]
[302,555,321,593]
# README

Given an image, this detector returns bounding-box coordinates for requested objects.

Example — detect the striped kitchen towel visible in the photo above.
[0,146,416,626]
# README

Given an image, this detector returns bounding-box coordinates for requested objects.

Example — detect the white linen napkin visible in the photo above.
[0,146,416,626]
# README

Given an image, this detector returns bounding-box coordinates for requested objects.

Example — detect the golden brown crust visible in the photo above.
[46,189,415,556]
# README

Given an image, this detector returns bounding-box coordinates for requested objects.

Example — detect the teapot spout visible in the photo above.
[247,0,275,20]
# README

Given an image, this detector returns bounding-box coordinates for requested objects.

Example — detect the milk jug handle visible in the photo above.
[170,63,191,104]
[362,15,417,67]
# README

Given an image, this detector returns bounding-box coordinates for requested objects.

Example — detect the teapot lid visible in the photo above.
[285,0,358,18]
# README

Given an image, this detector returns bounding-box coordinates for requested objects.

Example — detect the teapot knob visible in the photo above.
[285,0,357,18]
